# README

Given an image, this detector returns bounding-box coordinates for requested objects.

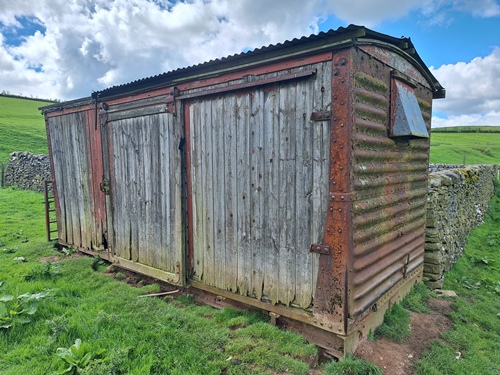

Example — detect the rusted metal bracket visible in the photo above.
[310,244,331,255]
[402,254,410,278]
[310,110,331,122]
[166,87,179,115]
[99,102,109,127]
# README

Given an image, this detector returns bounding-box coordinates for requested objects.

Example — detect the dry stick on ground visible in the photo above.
[138,290,180,298]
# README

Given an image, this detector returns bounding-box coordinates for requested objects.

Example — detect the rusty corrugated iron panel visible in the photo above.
[346,47,433,323]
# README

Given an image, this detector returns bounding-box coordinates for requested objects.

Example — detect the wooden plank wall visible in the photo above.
[47,112,95,249]
[188,62,332,308]
[108,112,183,274]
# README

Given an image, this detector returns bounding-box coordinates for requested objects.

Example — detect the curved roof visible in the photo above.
[42,24,444,111]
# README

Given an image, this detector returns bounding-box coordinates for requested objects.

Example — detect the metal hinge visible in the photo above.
[402,254,410,278]
[100,179,110,195]
[310,244,330,255]
[166,87,179,115]
[310,111,331,122]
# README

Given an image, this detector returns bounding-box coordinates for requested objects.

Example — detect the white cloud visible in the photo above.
[0,0,327,100]
[432,111,500,128]
[0,0,499,115]
[431,47,500,122]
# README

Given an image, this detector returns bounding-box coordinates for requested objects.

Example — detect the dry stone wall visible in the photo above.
[424,164,498,289]
[4,152,51,193]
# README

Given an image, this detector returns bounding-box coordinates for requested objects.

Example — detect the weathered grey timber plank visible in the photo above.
[250,89,265,300]
[63,117,74,245]
[213,98,226,289]
[236,94,251,296]
[278,83,297,306]
[294,78,312,308]
[224,95,238,292]
[204,100,215,285]
[191,102,205,281]
[153,115,163,270]
[263,88,280,305]
[111,121,126,259]
[78,113,93,250]
[49,118,67,244]
[170,110,183,277]
[159,114,169,271]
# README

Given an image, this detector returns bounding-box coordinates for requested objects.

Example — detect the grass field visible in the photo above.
[0,95,51,164]
[430,131,500,165]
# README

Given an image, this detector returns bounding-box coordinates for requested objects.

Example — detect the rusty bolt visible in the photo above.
[333,69,339,76]
[341,196,345,200]
[340,123,344,127]
[328,324,333,329]
[340,58,347,66]
[338,208,342,212]
[338,229,342,233]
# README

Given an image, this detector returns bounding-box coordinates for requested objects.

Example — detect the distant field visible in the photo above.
[0,95,51,163]
[430,131,500,165]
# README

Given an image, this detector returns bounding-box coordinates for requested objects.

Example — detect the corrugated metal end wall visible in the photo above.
[188,62,332,309]
[47,108,106,250]
[347,47,433,320]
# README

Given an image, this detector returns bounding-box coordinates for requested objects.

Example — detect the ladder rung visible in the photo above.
[49,230,58,233]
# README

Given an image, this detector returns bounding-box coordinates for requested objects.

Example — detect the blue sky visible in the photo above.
[1,0,499,127]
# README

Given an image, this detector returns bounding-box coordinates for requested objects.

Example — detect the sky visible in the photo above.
[0,0,499,128]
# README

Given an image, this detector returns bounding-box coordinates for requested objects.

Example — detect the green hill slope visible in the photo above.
[430,131,500,165]
[0,95,52,163]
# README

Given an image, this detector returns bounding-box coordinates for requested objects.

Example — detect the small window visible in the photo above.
[390,78,429,138]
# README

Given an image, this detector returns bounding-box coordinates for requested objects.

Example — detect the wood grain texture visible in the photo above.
[188,62,332,308]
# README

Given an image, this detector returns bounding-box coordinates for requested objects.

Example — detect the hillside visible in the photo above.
[0,95,52,163]
[430,131,500,165]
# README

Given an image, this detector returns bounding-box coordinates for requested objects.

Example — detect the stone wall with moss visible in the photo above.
[4,152,51,193]
[424,164,498,288]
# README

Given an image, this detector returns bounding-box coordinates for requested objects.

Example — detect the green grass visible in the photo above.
[0,95,51,164]
[324,354,383,375]
[0,187,319,375]
[414,183,500,374]
[430,131,500,165]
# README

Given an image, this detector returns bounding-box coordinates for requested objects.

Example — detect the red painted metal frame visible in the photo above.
[312,49,352,335]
